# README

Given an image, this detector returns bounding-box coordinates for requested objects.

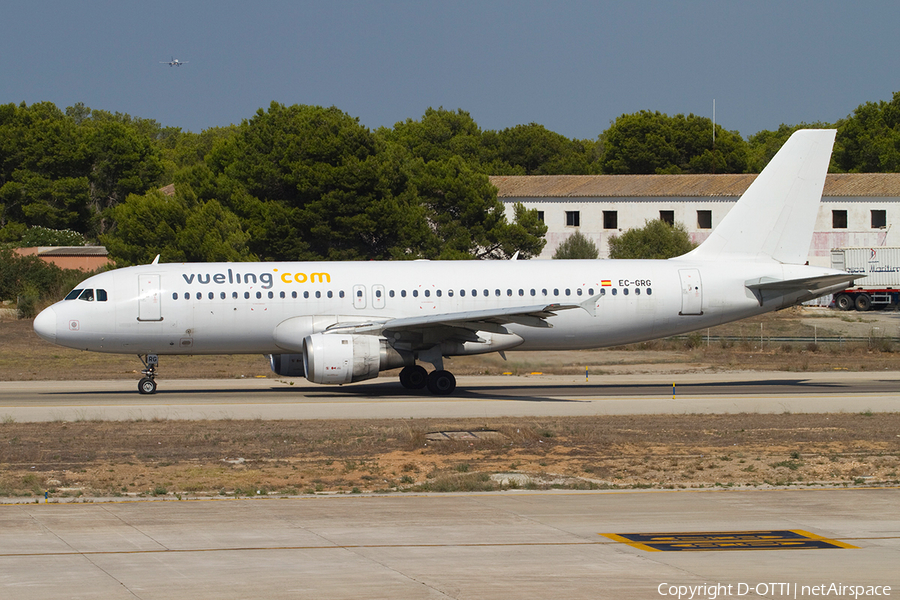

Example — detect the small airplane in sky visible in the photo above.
[160,57,188,67]
[33,130,854,395]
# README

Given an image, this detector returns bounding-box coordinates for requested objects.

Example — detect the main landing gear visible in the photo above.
[398,364,456,395]
[138,354,159,394]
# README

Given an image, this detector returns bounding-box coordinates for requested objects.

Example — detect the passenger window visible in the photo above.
[506,289,512,297]
[208,292,214,300]
[565,289,570,296]
[530,289,535,296]
[389,290,395,298]
[269,292,274,299]
[542,289,547,296]
[78,289,94,301]
[483,289,489,297]
[96,289,107,302]
[339,291,345,298]
[424,290,430,297]
[448,289,453,297]
[65,289,83,300]
[576,288,583,296]
[304,291,309,299]
[460,290,466,297]
[612,289,617,296]
[600,289,606,296]
[315,291,321,299]
[635,288,641,296]
[184,292,190,300]
[172,292,178,300]
[256,292,262,299]
[436,290,442,297]
[223,292,228,299]
[244,292,250,299]
[376,290,382,298]
[291,291,297,299]
[623,288,629,296]
[588,288,594,296]
[413,290,418,298]
[647,288,652,295]
[401,290,407,298]
[327,291,333,298]
[279,291,285,299]
[495,289,501,297]
[196,292,202,300]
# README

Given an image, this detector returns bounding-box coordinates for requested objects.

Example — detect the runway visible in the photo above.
[1,489,897,599]
[1,371,899,422]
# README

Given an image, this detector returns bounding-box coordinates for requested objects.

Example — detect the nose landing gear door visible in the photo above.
[138,274,163,321]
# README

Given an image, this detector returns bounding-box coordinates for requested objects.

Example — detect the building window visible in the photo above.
[603,210,618,229]
[536,211,544,222]
[697,210,712,229]
[872,209,887,229]
[659,210,675,225]
[832,210,848,229]
[565,211,580,227]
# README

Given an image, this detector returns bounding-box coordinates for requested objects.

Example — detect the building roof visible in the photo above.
[490,173,900,198]
[33,246,109,256]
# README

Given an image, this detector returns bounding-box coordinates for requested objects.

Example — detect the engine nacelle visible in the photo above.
[269,353,306,377]
[303,333,409,384]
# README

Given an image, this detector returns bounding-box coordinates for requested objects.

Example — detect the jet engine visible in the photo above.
[269,353,306,377]
[302,333,409,384]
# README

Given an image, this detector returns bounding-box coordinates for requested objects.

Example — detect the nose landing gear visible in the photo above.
[138,354,159,394]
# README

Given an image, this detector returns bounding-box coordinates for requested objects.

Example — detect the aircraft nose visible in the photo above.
[33,306,57,343]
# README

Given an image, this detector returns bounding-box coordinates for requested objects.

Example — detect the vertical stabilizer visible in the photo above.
[682,129,835,264]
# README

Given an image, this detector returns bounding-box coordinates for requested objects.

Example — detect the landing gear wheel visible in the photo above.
[399,365,428,389]
[835,294,853,311]
[855,294,872,312]
[138,377,157,395]
[426,370,456,395]
[137,354,159,394]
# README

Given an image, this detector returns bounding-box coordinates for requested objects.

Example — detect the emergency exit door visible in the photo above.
[678,269,703,315]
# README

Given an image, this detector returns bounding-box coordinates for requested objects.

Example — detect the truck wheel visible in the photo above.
[855,294,872,312]
[835,294,853,311]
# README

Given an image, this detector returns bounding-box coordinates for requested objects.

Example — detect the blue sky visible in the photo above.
[2,1,898,139]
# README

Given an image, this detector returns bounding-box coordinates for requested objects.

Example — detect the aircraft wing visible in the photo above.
[324,303,579,338]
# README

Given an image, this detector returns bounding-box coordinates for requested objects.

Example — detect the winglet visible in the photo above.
[151,255,160,265]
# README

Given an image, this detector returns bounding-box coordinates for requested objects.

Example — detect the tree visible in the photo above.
[599,111,748,174]
[379,107,485,166]
[20,226,86,247]
[832,92,900,173]
[608,219,696,259]
[552,230,599,259]
[484,123,600,175]
[101,190,254,266]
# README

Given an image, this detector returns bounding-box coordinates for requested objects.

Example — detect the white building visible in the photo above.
[495,173,900,267]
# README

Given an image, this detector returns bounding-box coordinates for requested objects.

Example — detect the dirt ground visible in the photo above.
[2,307,899,499]
[1,414,898,500]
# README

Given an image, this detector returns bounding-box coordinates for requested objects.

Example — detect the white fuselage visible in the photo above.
[34,257,844,357]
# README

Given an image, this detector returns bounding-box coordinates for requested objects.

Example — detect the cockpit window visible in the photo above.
[65,289,83,300]
[78,289,95,301]
[96,289,107,302]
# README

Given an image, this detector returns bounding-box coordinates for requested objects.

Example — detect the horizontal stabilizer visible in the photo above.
[745,273,858,293]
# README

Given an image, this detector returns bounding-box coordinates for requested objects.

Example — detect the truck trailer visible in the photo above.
[830,247,900,311]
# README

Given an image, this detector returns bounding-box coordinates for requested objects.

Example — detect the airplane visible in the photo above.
[160,57,188,67]
[33,129,856,396]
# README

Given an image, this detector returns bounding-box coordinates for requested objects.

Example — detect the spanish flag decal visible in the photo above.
[601,280,611,286]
